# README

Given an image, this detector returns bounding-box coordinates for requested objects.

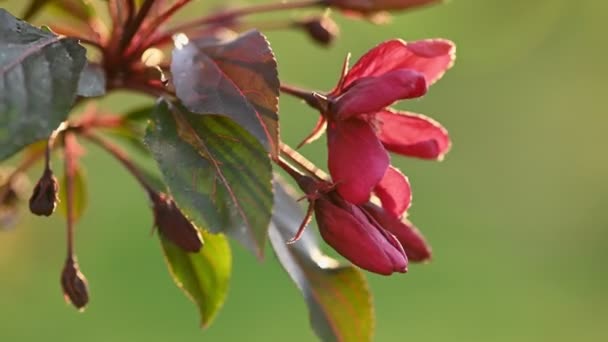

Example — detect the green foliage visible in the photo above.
[0,9,86,160]
[145,101,274,258]
[76,62,106,98]
[160,230,232,327]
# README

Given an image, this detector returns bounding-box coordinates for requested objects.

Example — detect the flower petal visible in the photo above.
[334,69,427,120]
[328,119,389,204]
[343,39,455,88]
[363,203,432,262]
[374,166,411,218]
[316,196,408,275]
[375,109,451,160]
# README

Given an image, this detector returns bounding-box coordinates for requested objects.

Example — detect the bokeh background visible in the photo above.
[1,0,607,341]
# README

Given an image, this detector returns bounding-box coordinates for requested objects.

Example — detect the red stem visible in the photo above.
[117,0,156,57]
[63,133,79,257]
[141,0,324,50]
[279,84,325,111]
[278,142,329,181]
[126,0,192,57]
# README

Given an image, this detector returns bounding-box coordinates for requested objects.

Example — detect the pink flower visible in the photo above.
[303,39,454,211]
[295,177,408,275]
[363,202,431,261]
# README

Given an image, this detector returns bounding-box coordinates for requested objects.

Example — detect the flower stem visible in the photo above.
[63,132,79,258]
[279,142,329,181]
[127,0,192,57]
[45,122,68,172]
[279,84,325,111]
[118,0,155,56]
[143,0,324,49]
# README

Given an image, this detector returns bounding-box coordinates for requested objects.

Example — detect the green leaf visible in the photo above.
[77,62,105,97]
[160,230,231,327]
[58,165,87,222]
[171,30,280,157]
[0,9,86,161]
[269,180,374,342]
[145,100,273,258]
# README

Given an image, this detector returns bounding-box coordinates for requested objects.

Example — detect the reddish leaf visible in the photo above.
[171,30,280,157]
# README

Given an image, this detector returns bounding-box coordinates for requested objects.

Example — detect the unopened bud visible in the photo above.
[61,257,89,310]
[29,168,59,216]
[152,192,203,253]
[298,16,340,46]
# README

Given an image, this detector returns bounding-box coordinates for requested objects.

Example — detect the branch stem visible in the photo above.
[63,132,79,258]
[143,0,324,49]
[83,133,156,197]
[279,142,329,181]
[118,0,156,55]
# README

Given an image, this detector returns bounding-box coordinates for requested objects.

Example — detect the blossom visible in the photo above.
[364,202,431,261]
[296,176,407,275]
[302,39,454,210]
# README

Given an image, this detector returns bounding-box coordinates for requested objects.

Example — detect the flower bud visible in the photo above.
[60,257,89,310]
[29,168,59,216]
[297,16,340,46]
[152,192,203,253]
[364,203,432,261]
[313,188,408,275]
[325,0,441,15]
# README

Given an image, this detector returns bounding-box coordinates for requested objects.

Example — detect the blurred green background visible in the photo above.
[1,0,607,341]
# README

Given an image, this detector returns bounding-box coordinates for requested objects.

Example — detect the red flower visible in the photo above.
[363,202,431,261]
[302,39,454,211]
[297,177,408,275]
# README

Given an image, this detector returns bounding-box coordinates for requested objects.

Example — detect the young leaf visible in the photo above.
[160,230,231,327]
[269,180,374,342]
[0,9,86,161]
[145,100,273,258]
[77,62,106,97]
[171,30,280,157]
[58,165,87,222]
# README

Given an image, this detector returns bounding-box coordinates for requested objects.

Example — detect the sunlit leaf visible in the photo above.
[171,30,280,157]
[58,165,87,222]
[160,229,231,327]
[0,9,86,160]
[145,100,273,258]
[269,180,374,342]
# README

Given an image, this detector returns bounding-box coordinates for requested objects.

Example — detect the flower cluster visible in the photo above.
[289,38,454,275]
